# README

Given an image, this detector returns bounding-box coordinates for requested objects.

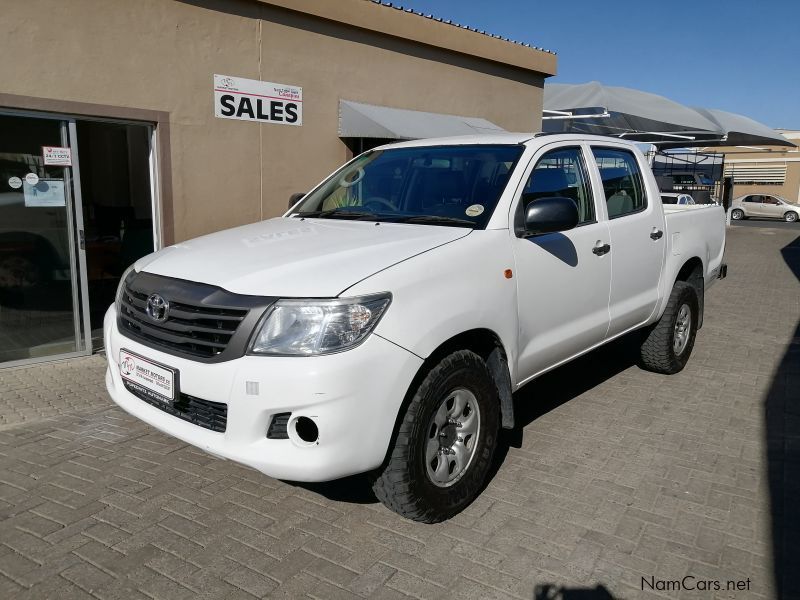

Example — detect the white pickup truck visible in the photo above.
[104,133,726,523]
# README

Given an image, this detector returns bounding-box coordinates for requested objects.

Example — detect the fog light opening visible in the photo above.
[294,417,319,444]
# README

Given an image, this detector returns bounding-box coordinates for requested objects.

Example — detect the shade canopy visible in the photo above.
[543,81,794,148]
[691,107,795,147]
[339,100,505,140]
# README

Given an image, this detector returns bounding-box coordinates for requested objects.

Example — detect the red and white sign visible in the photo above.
[214,74,302,126]
[42,146,72,166]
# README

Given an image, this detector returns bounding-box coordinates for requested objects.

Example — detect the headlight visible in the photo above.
[115,264,137,313]
[249,293,391,356]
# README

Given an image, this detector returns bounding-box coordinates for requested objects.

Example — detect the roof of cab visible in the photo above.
[376,132,638,150]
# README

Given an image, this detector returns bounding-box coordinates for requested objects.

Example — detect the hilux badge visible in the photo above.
[145,294,169,322]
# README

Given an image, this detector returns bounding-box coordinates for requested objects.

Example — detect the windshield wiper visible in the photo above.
[297,209,381,221]
[395,215,478,228]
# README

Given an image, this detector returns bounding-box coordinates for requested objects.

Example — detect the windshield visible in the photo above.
[290,144,524,228]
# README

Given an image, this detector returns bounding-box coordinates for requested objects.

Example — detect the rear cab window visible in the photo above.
[591,147,647,218]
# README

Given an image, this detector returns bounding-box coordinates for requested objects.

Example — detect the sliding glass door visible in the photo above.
[0,112,90,365]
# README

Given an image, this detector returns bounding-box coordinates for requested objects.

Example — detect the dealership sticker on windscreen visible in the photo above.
[465,204,484,217]
[8,176,22,189]
[119,349,176,403]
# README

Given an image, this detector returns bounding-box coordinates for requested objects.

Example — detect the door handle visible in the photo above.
[650,229,664,240]
[592,242,611,256]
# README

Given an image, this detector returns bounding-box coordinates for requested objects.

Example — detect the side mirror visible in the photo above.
[288,192,306,210]
[521,196,579,236]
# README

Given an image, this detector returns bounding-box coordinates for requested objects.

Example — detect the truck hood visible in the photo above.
[138,217,471,297]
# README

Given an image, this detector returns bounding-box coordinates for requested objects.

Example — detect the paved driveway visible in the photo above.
[1,226,798,600]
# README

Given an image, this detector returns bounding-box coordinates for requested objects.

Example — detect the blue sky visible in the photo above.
[392,0,800,129]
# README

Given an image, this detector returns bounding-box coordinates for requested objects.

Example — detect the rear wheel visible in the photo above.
[784,211,798,223]
[372,350,499,523]
[730,209,744,220]
[639,281,699,374]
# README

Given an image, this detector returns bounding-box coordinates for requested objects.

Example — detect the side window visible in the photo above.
[744,195,761,203]
[591,148,647,218]
[523,147,595,224]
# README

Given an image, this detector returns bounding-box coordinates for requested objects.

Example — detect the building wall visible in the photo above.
[719,130,800,203]
[0,0,553,243]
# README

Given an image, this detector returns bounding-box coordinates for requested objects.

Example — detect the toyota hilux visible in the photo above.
[105,133,727,522]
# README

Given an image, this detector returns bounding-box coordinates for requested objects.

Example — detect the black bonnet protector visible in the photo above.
[117,270,277,363]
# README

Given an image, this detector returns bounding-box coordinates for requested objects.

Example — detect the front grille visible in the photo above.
[117,271,276,363]
[119,285,246,358]
[123,380,227,433]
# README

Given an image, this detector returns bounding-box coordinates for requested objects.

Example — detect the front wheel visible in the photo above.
[372,350,499,523]
[730,209,744,220]
[639,281,699,374]
[784,211,798,223]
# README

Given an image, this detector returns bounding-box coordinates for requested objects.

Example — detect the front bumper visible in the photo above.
[104,306,423,482]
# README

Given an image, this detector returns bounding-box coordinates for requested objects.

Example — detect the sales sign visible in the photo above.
[42,146,72,166]
[213,74,302,126]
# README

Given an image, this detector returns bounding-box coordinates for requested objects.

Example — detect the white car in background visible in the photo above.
[104,134,727,522]
[730,194,800,222]
[661,193,695,205]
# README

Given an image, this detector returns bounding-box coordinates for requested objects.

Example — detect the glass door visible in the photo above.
[0,113,90,365]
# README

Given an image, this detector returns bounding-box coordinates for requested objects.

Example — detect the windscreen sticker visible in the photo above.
[25,173,39,185]
[7,176,22,189]
[465,204,484,217]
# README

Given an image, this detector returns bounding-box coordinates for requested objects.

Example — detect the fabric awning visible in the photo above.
[543,82,795,148]
[691,107,795,148]
[339,100,505,140]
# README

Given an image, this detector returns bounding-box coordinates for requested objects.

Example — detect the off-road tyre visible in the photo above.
[372,350,499,523]
[639,281,699,375]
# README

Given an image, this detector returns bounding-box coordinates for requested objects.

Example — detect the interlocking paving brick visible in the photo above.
[0,224,798,599]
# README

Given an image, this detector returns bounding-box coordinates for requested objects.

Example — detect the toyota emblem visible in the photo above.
[146,293,169,322]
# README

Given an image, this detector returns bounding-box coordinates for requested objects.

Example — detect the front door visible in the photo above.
[512,144,611,381]
[762,195,783,218]
[0,113,90,364]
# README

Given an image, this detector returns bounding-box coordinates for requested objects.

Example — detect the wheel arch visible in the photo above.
[378,328,514,471]
[419,328,514,429]
[673,256,705,328]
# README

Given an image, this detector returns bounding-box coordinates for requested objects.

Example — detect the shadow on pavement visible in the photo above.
[767,234,800,599]
[534,583,616,600]
[498,331,642,452]
[298,330,644,507]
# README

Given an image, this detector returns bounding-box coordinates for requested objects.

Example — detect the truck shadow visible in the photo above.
[294,331,643,506]
[498,332,642,452]
[766,234,800,598]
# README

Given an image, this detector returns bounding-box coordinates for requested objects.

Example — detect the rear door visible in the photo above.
[589,145,666,338]
[511,143,611,380]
